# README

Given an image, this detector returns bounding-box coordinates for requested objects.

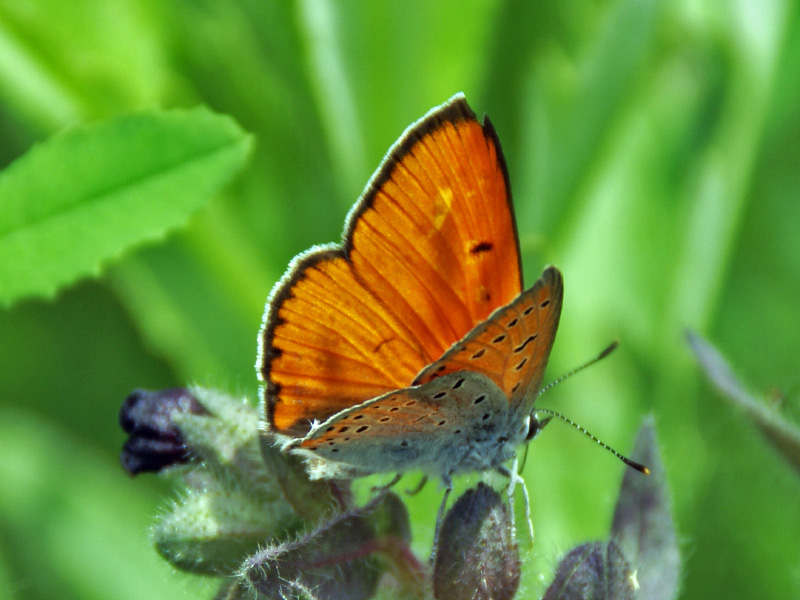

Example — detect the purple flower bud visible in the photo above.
[543,541,636,600]
[433,483,520,600]
[119,388,209,475]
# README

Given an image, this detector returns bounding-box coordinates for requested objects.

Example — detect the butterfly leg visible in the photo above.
[370,472,403,494]
[429,475,453,564]
[495,464,517,535]
[405,474,428,496]
[497,457,533,544]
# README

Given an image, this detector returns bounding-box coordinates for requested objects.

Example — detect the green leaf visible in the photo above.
[0,106,252,306]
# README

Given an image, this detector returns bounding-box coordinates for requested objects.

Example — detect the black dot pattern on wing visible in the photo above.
[299,372,503,453]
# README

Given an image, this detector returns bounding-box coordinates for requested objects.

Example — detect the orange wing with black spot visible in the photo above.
[259,94,521,436]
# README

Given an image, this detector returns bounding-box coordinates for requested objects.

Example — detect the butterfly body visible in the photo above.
[258,94,562,487]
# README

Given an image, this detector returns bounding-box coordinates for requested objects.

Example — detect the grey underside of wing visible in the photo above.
[300,371,511,476]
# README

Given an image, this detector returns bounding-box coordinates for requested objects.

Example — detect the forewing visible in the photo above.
[260,94,521,436]
[413,266,563,409]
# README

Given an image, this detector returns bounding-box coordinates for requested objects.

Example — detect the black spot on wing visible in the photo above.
[513,334,537,353]
[470,241,494,254]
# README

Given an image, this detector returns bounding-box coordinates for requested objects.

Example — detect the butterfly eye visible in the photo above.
[525,414,555,441]
[525,414,545,441]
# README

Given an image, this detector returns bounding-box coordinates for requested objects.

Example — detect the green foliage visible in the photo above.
[1,1,799,599]
[0,108,252,306]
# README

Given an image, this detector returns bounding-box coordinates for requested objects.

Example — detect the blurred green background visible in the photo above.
[1,0,799,598]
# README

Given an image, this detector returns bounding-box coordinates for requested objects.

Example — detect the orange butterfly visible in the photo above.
[257,94,561,490]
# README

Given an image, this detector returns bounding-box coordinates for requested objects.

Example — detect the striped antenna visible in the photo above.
[534,340,649,474]
[534,407,649,474]
[537,340,619,397]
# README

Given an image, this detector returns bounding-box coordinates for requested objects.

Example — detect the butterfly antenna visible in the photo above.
[533,407,649,474]
[538,340,619,397]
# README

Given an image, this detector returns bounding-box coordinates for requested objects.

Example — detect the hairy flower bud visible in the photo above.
[543,541,636,600]
[433,483,520,600]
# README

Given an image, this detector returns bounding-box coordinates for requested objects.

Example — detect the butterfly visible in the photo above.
[257,93,562,493]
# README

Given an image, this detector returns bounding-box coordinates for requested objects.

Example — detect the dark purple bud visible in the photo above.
[433,483,520,600]
[119,388,209,475]
[543,541,636,600]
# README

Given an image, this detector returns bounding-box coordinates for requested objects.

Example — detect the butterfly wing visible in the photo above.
[293,371,512,477]
[413,266,563,411]
[292,267,562,478]
[260,94,521,436]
